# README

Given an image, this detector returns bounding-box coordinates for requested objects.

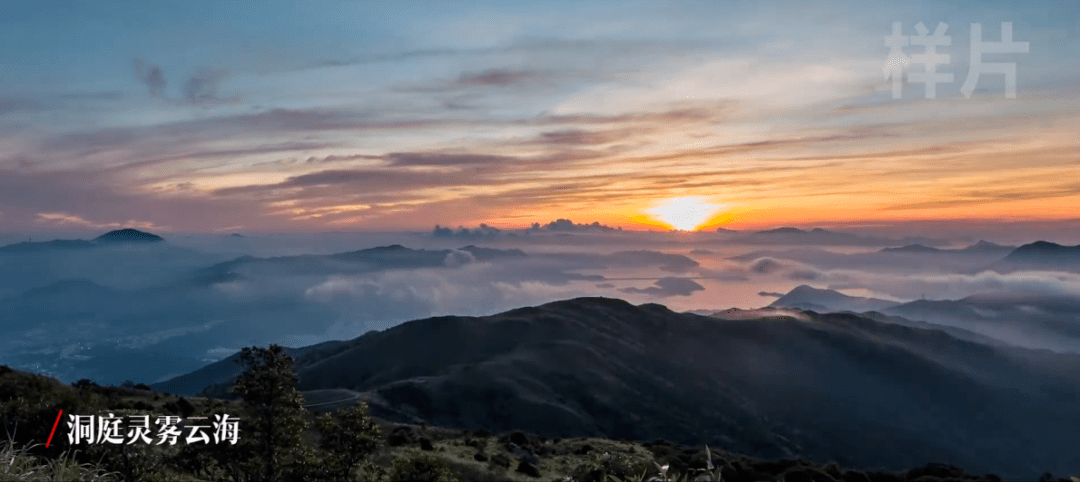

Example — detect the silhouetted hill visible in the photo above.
[0,239,95,253]
[162,297,1080,479]
[883,293,1080,353]
[959,240,1015,253]
[757,227,809,235]
[880,241,1016,255]
[191,244,528,282]
[93,228,164,243]
[735,228,946,247]
[1007,241,1080,258]
[769,285,900,312]
[880,244,941,253]
[1005,241,1080,260]
[983,241,1080,273]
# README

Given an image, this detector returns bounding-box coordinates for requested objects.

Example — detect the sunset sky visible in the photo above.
[1,0,1078,233]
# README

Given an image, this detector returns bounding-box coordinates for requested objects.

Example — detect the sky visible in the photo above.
[1,0,1078,234]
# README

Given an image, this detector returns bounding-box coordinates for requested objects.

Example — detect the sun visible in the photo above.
[644,197,727,231]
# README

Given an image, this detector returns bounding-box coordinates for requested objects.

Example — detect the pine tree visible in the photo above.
[228,344,310,482]
[314,400,382,480]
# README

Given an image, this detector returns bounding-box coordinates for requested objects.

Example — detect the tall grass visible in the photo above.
[1,437,118,482]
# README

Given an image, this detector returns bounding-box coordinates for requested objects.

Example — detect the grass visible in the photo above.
[5,366,1078,482]
[1,437,118,481]
[5,416,1080,482]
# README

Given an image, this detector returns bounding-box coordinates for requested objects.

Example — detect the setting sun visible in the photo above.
[644,197,728,231]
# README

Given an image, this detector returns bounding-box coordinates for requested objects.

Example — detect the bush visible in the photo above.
[175,397,195,418]
[571,450,655,482]
[490,452,512,468]
[1,369,107,456]
[420,437,435,451]
[386,451,460,482]
[516,460,541,477]
[510,430,530,447]
[313,401,382,481]
[388,426,416,447]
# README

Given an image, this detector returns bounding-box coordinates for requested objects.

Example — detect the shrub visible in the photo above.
[388,426,416,446]
[1,369,107,455]
[510,430,530,447]
[314,400,382,481]
[420,437,435,451]
[517,460,541,477]
[175,397,195,418]
[490,452,513,468]
[570,450,655,482]
[386,451,460,482]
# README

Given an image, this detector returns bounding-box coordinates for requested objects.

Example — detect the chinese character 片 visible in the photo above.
[885,21,1028,99]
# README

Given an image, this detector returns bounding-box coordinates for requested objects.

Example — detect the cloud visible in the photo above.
[182,69,240,106]
[395,68,556,93]
[385,152,516,167]
[211,168,448,197]
[432,224,502,239]
[0,169,269,233]
[443,249,476,267]
[133,60,239,105]
[531,219,619,232]
[33,212,169,231]
[750,258,783,274]
[134,60,167,98]
[620,277,705,297]
[455,69,547,87]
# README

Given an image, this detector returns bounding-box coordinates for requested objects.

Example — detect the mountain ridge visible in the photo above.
[156,296,1080,479]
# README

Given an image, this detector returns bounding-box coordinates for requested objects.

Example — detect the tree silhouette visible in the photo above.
[229,344,309,482]
[314,400,382,480]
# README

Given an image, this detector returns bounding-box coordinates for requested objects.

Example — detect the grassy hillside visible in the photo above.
[164,297,1080,478]
[9,364,1071,482]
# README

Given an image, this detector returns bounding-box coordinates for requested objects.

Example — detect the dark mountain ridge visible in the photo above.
[987,241,1080,272]
[0,228,164,254]
[769,285,900,312]
[189,244,528,283]
[0,239,96,253]
[880,241,1015,254]
[94,228,164,243]
[732,227,947,247]
[159,297,1080,479]
[766,285,1080,354]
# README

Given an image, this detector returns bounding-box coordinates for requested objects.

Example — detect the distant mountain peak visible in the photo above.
[770,285,900,313]
[0,239,95,253]
[959,240,1014,252]
[94,228,164,243]
[881,244,941,253]
[757,227,806,234]
[1013,240,1067,252]
[1002,241,1080,262]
